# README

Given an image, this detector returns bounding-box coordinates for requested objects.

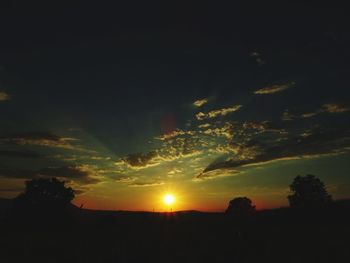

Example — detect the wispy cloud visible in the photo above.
[114,176,136,183]
[254,82,295,95]
[250,51,265,66]
[196,105,242,120]
[283,103,350,121]
[322,103,350,113]
[193,98,208,107]
[0,165,101,185]
[129,181,165,187]
[200,127,350,177]
[0,132,80,151]
[196,169,241,180]
[0,91,10,101]
[0,150,44,158]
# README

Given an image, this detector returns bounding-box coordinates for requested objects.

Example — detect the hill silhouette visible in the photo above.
[1,198,350,262]
[1,176,349,262]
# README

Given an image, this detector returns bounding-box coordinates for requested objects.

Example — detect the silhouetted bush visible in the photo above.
[226,197,256,219]
[288,174,332,209]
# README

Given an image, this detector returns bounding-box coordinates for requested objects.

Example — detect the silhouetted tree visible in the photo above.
[288,174,332,208]
[14,177,74,216]
[226,197,256,218]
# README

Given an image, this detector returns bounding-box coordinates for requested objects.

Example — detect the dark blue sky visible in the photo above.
[1,1,350,210]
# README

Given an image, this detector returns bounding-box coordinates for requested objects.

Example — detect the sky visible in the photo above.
[0,1,350,211]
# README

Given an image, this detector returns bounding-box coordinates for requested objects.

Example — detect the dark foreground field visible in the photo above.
[1,201,350,263]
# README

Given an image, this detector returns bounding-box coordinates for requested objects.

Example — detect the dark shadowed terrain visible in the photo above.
[1,199,350,263]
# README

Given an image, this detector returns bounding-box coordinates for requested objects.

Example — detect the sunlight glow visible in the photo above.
[163,194,175,206]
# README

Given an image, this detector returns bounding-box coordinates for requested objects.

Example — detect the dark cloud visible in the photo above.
[201,128,350,176]
[122,151,159,168]
[0,132,78,150]
[0,150,44,158]
[0,168,37,179]
[323,103,350,114]
[0,187,23,192]
[196,169,241,180]
[0,166,100,184]
[283,103,350,121]
[0,132,60,141]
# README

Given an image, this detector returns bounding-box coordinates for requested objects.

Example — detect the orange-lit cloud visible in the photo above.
[0,91,10,101]
[156,129,195,141]
[254,82,295,95]
[193,98,208,107]
[196,105,242,120]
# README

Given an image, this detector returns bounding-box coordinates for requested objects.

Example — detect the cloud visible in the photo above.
[0,91,10,101]
[281,111,296,121]
[196,105,242,120]
[301,103,350,118]
[198,123,211,129]
[200,122,234,139]
[0,132,79,150]
[114,176,135,183]
[129,181,165,187]
[283,103,350,121]
[0,165,101,185]
[301,111,320,118]
[201,127,350,176]
[0,150,44,158]
[122,151,160,169]
[156,129,195,141]
[193,98,208,107]
[254,82,295,95]
[241,121,286,134]
[159,137,203,161]
[167,168,183,177]
[196,169,241,180]
[250,51,265,65]
[322,103,350,114]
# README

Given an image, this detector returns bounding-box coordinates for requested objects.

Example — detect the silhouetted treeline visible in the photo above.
[10,177,75,226]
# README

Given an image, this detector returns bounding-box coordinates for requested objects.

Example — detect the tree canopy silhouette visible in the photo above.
[226,197,256,218]
[14,177,74,212]
[288,174,332,208]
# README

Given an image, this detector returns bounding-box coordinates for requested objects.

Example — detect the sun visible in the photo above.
[163,194,175,206]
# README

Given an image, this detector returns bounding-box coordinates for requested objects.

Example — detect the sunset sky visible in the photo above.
[0,1,349,211]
